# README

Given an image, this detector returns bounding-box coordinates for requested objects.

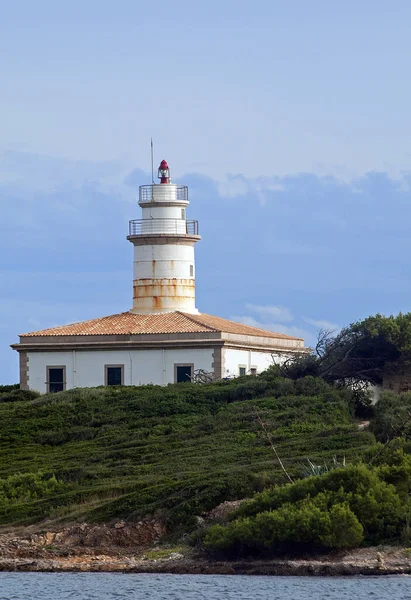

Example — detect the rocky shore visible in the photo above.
[0,521,410,576]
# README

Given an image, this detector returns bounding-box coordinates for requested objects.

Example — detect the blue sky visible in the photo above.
[2,1,411,383]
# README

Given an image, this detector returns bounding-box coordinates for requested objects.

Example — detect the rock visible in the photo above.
[44,532,55,545]
[205,500,246,522]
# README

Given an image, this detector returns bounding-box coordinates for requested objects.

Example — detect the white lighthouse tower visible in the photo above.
[127,160,201,314]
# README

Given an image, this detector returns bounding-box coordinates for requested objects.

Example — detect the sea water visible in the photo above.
[0,573,410,600]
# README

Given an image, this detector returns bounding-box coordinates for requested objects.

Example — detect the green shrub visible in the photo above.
[371,392,411,441]
[0,384,19,393]
[204,497,364,557]
[0,471,68,505]
[205,464,407,557]
[0,389,40,402]
[320,503,364,549]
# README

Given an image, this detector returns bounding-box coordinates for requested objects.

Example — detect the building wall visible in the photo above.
[223,347,278,377]
[27,347,214,393]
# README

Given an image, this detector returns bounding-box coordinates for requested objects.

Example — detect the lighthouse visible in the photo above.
[13,156,305,392]
[127,160,201,314]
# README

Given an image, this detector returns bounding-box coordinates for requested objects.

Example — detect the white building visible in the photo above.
[12,160,304,393]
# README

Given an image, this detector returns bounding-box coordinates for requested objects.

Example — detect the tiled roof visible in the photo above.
[187,313,302,340]
[20,311,302,341]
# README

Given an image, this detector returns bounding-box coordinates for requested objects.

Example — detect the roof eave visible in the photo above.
[220,332,304,349]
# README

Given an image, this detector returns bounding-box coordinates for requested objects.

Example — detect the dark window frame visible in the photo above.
[105,364,124,386]
[174,363,194,383]
[46,366,66,393]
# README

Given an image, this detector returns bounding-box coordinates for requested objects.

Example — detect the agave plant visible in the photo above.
[301,456,346,478]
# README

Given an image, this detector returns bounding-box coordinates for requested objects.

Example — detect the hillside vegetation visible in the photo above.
[0,371,374,529]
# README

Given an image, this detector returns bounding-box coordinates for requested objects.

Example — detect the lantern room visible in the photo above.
[158,159,170,184]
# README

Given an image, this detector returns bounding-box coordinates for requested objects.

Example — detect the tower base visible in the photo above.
[131,278,199,314]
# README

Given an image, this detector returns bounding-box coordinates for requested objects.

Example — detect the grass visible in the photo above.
[141,546,187,560]
[0,373,375,528]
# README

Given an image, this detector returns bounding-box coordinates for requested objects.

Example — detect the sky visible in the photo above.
[2,0,411,383]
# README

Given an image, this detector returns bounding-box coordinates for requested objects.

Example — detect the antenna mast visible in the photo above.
[151,138,154,184]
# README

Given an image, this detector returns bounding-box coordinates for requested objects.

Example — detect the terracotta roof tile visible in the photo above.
[20,311,303,341]
[187,313,302,340]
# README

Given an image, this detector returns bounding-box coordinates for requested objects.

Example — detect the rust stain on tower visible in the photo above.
[153,296,162,310]
[132,278,195,312]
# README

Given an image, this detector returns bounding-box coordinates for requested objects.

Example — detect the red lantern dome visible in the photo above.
[158,160,170,184]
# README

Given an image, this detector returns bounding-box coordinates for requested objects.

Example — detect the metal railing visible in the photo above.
[128,219,199,236]
[139,185,188,203]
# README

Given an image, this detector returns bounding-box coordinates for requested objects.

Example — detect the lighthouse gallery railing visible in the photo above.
[128,219,199,236]
[139,185,188,203]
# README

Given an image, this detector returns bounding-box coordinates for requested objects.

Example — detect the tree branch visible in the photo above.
[254,407,294,484]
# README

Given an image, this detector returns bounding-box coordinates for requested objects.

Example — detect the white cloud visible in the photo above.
[26,317,42,331]
[217,175,249,198]
[245,303,294,323]
[217,174,285,200]
[0,150,127,192]
[233,304,342,348]
[230,314,316,346]
[303,317,341,332]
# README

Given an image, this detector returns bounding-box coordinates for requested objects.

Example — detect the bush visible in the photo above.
[203,464,408,557]
[319,503,364,549]
[0,389,40,402]
[371,391,411,441]
[204,497,364,557]
[0,384,19,393]
[0,471,68,505]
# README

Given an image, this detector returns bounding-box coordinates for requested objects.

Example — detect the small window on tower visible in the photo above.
[181,208,186,219]
[239,366,246,377]
[190,265,194,277]
[250,368,257,376]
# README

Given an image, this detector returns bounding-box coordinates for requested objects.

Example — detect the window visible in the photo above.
[250,368,257,376]
[46,366,66,393]
[181,208,186,219]
[175,364,193,383]
[105,365,124,386]
[190,264,194,277]
[239,366,246,377]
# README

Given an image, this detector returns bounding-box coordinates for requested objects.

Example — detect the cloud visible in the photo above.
[233,305,343,348]
[217,173,287,200]
[231,314,314,345]
[303,317,341,332]
[246,304,294,323]
[0,150,127,192]
[217,175,249,198]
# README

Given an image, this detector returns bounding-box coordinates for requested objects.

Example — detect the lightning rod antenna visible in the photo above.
[151,138,154,184]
